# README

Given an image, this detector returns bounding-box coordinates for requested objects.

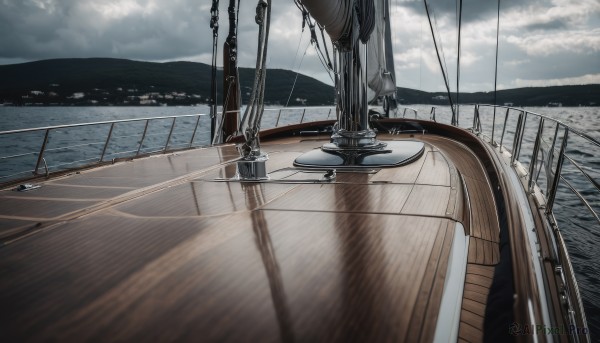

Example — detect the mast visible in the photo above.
[294,0,425,168]
[222,0,241,142]
[301,0,379,148]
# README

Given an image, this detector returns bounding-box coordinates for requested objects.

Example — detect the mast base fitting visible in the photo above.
[294,140,425,169]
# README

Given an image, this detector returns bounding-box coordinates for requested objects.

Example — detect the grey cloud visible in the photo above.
[0,0,597,92]
[397,0,525,23]
[524,20,568,31]
[0,0,209,60]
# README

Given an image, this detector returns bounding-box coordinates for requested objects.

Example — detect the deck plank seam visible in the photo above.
[0,196,111,202]
[404,221,449,342]
[1,157,241,244]
[259,207,462,222]
[464,282,492,293]
[421,137,501,244]
[459,320,484,340]
[43,183,136,190]
[459,320,482,332]
[464,280,494,291]
[463,293,489,305]
[466,273,494,283]
[398,149,431,214]
[417,222,456,343]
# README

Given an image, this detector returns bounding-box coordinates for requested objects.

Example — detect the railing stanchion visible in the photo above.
[275,109,283,127]
[472,105,482,133]
[34,129,51,175]
[137,119,150,156]
[189,115,201,147]
[547,128,568,213]
[100,123,115,162]
[164,117,177,152]
[492,105,497,145]
[548,123,560,161]
[511,112,524,164]
[499,108,510,152]
[517,112,529,161]
[300,108,306,123]
[512,111,528,163]
[528,118,545,192]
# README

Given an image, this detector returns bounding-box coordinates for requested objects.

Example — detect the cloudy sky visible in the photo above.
[0,0,598,92]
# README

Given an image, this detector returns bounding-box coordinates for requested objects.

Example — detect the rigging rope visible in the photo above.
[357,0,376,43]
[294,1,334,73]
[235,0,240,29]
[308,20,333,73]
[284,0,335,108]
[431,7,450,86]
[423,0,456,123]
[285,40,311,107]
[318,25,334,71]
[213,77,234,144]
[456,0,463,124]
[419,16,423,91]
[238,0,272,158]
[291,29,306,74]
[494,0,501,121]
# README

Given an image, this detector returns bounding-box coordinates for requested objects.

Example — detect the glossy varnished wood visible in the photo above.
[0,145,240,240]
[406,134,500,243]
[0,210,455,342]
[458,264,495,343]
[263,182,413,214]
[115,181,299,217]
[377,134,501,343]
[369,145,432,184]
[467,237,500,266]
[0,132,505,342]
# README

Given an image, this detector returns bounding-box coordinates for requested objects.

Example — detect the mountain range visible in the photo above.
[0,58,598,107]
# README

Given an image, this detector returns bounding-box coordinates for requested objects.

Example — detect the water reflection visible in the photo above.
[333,174,390,341]
[246,184,295,342]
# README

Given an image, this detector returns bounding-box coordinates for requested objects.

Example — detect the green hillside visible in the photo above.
[0,58,597,107]
[0,58,334,106]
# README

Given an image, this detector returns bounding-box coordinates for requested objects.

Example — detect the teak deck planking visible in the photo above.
[0,133,501,342]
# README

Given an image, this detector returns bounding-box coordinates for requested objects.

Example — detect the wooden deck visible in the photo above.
[416,135,500,343]
[0,133,500,342]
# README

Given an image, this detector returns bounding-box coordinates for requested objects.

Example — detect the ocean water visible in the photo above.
[0,104,598,337]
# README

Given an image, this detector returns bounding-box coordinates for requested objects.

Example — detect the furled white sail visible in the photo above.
[300,0,396,105]
[367,0,396,102]
[299,0,353,42]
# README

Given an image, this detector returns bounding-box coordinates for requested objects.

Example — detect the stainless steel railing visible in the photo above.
[390,106,419,119]
[456,104,596,338]
[212,106,335,143]
[0,107,337,183]
[3,104,598,229]
[0,114,210,182]
[466,104,599,225]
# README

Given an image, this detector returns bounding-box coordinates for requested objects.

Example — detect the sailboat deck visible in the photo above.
[0,133,500,342]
